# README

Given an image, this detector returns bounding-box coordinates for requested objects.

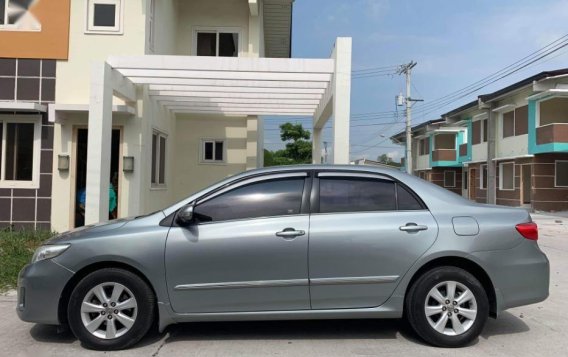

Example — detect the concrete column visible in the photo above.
[486,107,497,204]
[85,62,113,224]
[331,37,352,164]
[246,116,259,170]
[312,127,322,164]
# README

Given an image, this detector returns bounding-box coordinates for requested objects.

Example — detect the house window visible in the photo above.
[502,106,528,138]
[499,162,515,190]
[418,138,430,156]
[202,140,225,163]
[444,171,456,188]
[86,0,123,34]
[480,164,488,189]
[555,161,568,187]
[195,29,239,57]
[472,119,488,145]
[502,111,515,138]
[0,0,41,31]
[0,116,40,188]
[151,131,167,186]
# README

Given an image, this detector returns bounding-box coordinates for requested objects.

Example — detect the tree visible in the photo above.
[377,153,402,167]
[264,123,312,166]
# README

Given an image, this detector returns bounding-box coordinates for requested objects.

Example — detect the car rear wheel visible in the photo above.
[405,266,489,347]
[67,268,155,350]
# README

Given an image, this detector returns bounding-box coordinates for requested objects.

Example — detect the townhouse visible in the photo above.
[1,0,353,232]
[393,69,568,212]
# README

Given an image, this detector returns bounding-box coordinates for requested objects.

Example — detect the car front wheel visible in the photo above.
[67,268,155,350]
[405,266,489,347]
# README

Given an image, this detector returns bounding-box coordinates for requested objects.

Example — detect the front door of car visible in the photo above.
[308,172,439,309]
[165,172,311,313]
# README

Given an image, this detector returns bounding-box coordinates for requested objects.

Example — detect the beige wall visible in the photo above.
[56,0,147,104]
[172,114,256,198]
[147,0,178,55]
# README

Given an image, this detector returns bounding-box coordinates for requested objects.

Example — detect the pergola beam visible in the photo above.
[148,90,323,100]
[148,84,326,95]
[108,55,334,74]
[155,96,320,105]
[119,69,332,82]
[130,77,329,89]
[171,108,314,116]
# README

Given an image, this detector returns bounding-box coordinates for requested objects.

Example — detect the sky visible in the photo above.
[262,0,568,162]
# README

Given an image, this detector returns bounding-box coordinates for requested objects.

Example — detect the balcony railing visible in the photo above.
[459,143,468,157]
[537,123,568,145]
[432,149,456,162]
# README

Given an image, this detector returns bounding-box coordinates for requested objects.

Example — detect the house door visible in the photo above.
[521,165,532,205]
[469,168,476,200]
[73,128,122,228]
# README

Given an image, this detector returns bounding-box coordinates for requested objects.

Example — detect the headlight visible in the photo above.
[31,244,70,264]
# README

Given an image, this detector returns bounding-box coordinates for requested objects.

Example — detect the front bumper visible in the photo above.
[16,260,74,325]
[472,239,550,313]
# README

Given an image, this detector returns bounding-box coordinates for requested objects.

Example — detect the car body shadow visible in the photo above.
[28,311,530,349]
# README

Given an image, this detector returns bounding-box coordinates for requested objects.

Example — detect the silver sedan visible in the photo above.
[17,165,549,350]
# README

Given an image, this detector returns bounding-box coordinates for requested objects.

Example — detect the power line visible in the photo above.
[408,33,568,116]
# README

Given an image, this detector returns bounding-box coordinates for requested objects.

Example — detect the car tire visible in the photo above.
[405,266,489,347]
[67,268,155,350]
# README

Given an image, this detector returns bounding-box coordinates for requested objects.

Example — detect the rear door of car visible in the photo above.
[308,171,439,309]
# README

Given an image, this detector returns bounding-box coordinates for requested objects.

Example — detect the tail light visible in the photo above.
[516,222,538,241]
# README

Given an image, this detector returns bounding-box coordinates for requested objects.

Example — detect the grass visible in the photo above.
[0,230,53,292]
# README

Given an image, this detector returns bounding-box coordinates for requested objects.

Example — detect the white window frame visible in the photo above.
[151,130,167,188]
[192,26,242,57]
[480,164,487,189]
[200,139,226,164]
[86,0,124,34]
[443,170,456,188]
[0,115,41,189]
[555,160,568,188]
[499,162,515,191]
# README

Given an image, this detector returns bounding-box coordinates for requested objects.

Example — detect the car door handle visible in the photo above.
[276,228,305,239]
[399,223,428,233]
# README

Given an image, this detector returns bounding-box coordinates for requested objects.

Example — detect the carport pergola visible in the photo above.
[85,37,352,224]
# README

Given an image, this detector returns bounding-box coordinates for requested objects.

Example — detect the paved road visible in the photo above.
[1,214,567,356]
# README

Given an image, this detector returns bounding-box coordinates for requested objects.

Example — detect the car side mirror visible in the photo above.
[177,204,195,226]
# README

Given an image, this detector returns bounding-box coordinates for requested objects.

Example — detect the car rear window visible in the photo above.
[319,177,425,213]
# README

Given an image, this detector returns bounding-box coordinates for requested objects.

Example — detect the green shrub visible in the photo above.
[0,230,54,292]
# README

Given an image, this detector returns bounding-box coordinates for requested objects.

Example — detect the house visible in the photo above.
[0,0,353,232]
[393,69,568,211]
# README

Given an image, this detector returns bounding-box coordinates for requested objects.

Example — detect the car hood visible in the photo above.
[46,211,164,244]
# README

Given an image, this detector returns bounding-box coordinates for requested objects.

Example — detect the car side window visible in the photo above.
[397,184,425,210]
[194,178,305,223]
[319,178,397,213]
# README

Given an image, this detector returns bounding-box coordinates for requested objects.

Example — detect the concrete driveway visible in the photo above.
[1,214,566,356]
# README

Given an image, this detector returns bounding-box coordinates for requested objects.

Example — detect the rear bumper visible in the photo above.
[16,260,74,325]
[472,240,549,313]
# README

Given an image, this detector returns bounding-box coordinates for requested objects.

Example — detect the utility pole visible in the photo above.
[397,61,421,175]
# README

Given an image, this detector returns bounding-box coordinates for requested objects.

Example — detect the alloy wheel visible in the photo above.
[424,280,478,336]
[80,282,138,339]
